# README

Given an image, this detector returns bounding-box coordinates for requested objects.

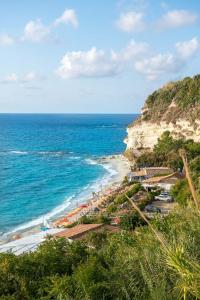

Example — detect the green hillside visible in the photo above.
[133,74,200,125]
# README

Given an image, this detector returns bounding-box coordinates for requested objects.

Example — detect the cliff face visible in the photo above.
[125,75,200,153]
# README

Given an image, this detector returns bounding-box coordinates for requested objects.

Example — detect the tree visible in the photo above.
[120,211,146,230]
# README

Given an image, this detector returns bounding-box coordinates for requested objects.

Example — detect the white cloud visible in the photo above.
[158,10,198,29]
[1,73,18,83]
[56,47,121,79]
[135,53,181,80]
[116,11,145,32]
[21,72,39,83]
[22,19,50,42]
[54,9,78,28]
[0,72,42,84]
[175,37,199,60]
[0,34,14,46]
[56,40,150,79]
[56,37,199,81]
[120,39,149,60]
[134,37,200,80]
[22,9,78,43]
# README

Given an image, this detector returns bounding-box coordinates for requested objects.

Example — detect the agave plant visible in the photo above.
[166,245,200,300]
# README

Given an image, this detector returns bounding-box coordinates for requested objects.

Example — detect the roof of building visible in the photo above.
[53,223,106,239]
[131,169,146,177]
[142,172,179,184]
[132,167,173,177]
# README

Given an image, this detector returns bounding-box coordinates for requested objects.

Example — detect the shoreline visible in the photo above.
[0,154,130,245]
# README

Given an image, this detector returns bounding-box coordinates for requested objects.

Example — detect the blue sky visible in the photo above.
[0,0,200,113]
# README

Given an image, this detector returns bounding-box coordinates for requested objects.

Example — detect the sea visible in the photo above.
[0,114,137,236]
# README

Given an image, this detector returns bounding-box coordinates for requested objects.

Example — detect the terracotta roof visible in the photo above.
[132,167,173,177]
[132,170,146,177]
[53,224,104,239]
[142,172,178,184]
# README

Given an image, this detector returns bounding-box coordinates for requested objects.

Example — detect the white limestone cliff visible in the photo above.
[125,75,200,155]
[125,119,200,152]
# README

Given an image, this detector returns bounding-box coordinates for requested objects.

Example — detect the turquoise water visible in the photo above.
[0,114,136,235]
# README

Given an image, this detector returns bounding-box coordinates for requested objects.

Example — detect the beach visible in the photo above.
[0,154,130,246]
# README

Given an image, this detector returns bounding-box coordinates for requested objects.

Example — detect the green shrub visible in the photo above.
[114,194,127,205]
[126,183,142,197]
[96,213,110,224]
[106,203,117,214]
[120,211,146,230]
[79,215,95,224]
[171,179,191,206]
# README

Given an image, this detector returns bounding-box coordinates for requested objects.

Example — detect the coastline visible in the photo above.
[0,154,130,245]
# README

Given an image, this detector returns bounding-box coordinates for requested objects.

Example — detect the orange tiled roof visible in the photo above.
[132,167,173,177]
[132,170,146,176]
[54,224,104,239]
[142,172,178,184]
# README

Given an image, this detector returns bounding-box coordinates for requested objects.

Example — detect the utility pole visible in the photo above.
[179,149,200,210]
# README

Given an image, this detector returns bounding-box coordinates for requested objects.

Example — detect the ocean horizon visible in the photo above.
[0,114,137,236]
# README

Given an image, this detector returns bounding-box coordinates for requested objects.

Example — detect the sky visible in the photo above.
[0,0,200,113]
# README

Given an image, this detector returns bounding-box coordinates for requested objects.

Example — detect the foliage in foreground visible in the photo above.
[1,207,200,299]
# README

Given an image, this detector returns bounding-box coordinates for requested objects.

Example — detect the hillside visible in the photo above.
[125,75,200,152]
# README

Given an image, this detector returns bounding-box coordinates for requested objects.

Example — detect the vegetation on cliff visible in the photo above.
[136,131,200,168]
[131,74,200,125]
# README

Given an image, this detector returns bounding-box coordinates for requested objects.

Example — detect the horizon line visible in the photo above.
[0,112,139,115]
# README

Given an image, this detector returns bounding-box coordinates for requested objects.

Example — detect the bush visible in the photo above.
[138,192,154,210]
[107,194,116,203]
[120,211,146,230]
[79,215,95,224]
[96,213,110,225]
[136,131,200,172]
[85,231,108,249]
[124,149,135,161]
[114,194,127,205]
[171,179,191,206]
[106,203,117,214]
[126,183,142,197]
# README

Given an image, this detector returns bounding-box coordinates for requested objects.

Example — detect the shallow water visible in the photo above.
[0,114,137,235]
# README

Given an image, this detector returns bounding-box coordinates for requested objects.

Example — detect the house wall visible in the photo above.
[157,183,173,191]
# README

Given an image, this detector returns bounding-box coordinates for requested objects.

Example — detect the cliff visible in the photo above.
[125,74,200,154]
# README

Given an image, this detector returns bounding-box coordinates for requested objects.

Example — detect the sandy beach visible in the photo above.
[0,154,130,246]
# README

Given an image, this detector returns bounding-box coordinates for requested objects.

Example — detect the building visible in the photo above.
[53,223,119,240]
[142,172,180,191]
[129,167,173,182]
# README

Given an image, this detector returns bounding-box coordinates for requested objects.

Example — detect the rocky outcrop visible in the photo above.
[125,119,200,151]
[125,75,200,153]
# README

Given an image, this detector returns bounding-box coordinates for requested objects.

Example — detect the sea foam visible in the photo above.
[5,156,118,237]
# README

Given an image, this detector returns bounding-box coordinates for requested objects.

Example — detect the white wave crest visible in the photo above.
[4,156,119,238]
[5,195,75,236]
[5,150,72,156]
[10,150,28,155]
[69,156,81,160]
[85,158,98,165]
